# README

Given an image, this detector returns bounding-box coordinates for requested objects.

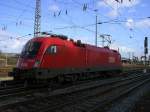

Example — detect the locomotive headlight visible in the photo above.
[33,60,40,68]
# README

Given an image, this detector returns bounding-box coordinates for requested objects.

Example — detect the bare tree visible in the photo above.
[0,50,2,55]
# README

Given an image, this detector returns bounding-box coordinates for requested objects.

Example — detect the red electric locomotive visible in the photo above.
[10,33,122,81]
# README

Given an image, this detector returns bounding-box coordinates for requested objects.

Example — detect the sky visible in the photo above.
[0,0,150,58]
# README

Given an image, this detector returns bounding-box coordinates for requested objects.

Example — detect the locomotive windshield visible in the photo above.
[21,41,41,58]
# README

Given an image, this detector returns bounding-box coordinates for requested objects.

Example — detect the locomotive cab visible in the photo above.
[10,36,64,80]
[17,40,42,69]
[9,38,47,80]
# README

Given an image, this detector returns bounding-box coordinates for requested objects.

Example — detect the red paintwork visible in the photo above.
[17,35,122,70]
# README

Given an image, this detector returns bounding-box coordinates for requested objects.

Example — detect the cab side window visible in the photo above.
[47,45,57,54]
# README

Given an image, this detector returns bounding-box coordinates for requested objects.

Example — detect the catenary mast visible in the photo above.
[34,0,41,37]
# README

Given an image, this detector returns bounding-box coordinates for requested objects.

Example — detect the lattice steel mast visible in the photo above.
[34,0,41,37]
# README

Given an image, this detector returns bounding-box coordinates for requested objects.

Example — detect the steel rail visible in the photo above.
[0,72,147,112]
[38,74,149,112]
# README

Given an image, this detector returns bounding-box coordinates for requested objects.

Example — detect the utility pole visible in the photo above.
[128,52,131,62]
[144,37,148,73]
[102,35,104,47]
[144,37,148,63]
[34,0,41,37]
[94,9,98,47]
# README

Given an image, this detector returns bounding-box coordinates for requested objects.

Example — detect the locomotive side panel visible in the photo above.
[65,46,86,68]
[107,50,122,73]
[86,46,122,72]
[40,41,86,69]
[87,46,109,71]
[40,45,66,68]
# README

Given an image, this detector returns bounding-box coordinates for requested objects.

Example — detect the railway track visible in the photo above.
[0,80,26,97]
[0,84,25,98]
[36,73,150,112]
[0,70,142,99]
[0,71,149,112]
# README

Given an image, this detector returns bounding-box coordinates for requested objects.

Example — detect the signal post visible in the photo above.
[144,37,148,73]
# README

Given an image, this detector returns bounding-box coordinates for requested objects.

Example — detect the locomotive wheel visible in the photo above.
[65,75,78,82]
[72,75,78,82]
[57,75,65,83]
[24,80,28,88]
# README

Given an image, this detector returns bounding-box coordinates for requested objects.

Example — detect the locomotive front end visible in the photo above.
[10,38,44,80]
[17,40,42,69]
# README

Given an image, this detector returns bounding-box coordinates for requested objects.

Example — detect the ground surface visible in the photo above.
[0,72,8,77]
[132,88,150,112]
[0,76,13,81]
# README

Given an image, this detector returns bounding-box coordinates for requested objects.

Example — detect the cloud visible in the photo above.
[111,43,134,52]
[97,1,105,7]
[0,30,30,53]
[125,18,150,29]
[126,18,134,29]
[136,19,150,28]
[48,4,60,12]
[97,0,141,18]
[108,9,118,18]
[97,0,140,8]
[140,3,147,8]
[118,0,140,7]
[111,43,135,57]
[11,39,25,49]
[0,31,15,39]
